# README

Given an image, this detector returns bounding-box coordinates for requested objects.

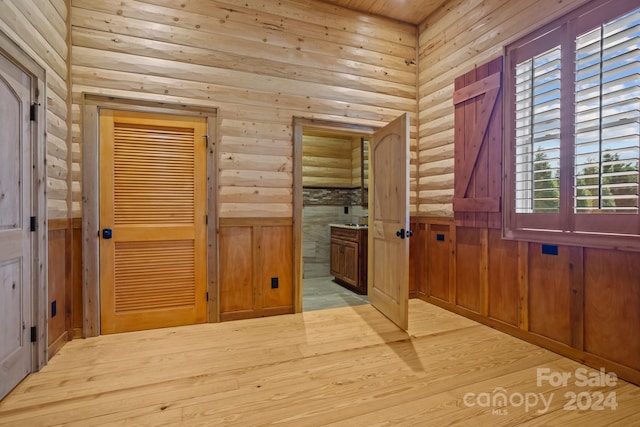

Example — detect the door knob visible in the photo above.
[102,228,113,239]
[396,229,413,239]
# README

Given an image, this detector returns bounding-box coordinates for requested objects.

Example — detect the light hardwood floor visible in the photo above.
[1,300,638,426]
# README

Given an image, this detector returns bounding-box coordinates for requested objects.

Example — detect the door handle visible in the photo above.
[102,228,113,239]
[396,229,413,239]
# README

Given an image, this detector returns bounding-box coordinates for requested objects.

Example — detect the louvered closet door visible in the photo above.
[99,110,207,334]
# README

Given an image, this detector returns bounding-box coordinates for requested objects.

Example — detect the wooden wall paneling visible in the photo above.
[71,218,83,338]
[219,220,294,320]
[219,226,254,317]
[569,246,584,351]
[528,243,572,346]
[583,249,640,371]
[517,241,529,331]
[455,227,481,313]
[479,228,489,316]
[426,224,450,302]
[487,228,519,327]
[47,219,71,359]
[261,226,293,310]
[408,219,419,297]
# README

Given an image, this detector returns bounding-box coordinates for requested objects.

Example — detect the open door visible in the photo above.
[368,113,410,330]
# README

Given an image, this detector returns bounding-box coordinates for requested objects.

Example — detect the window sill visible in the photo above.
[503,227,640,252]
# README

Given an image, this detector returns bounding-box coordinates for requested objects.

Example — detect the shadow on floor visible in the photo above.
[303,276,369,311]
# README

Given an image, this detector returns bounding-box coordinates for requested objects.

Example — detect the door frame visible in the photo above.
[0,30,47,371]
[82,95,219,337]
[292,117,378,313]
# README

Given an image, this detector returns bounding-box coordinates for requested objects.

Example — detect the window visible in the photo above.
[505,0,640,249]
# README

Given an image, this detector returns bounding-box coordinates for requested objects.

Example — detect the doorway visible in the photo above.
[0,33,46,400]
[292,116,410,329]
[299,128,370,312]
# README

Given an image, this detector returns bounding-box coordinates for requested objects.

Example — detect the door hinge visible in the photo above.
[206,292,209,301]
[30,216,37,232]
[203,134,209,147]
[206,214,208,225]
[30,103,38,122]
[30,326,37,343]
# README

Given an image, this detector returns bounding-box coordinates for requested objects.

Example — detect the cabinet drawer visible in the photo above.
[331,227,358,242]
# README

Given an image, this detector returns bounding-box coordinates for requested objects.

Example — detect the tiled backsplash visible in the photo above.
[303,187,367,206]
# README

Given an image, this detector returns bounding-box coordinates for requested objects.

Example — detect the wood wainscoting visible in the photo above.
[47,219,73,358]
[410,216,640,385]
[48,218,83,357]
[219,218,294,321]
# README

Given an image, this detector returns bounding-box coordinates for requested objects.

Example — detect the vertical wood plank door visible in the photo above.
[368,113,410,330]
[0,52,33,399]
[99,110,207,334]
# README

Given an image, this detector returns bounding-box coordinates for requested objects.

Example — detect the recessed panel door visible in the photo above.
[368,113,410,330]
[0,52,33,399]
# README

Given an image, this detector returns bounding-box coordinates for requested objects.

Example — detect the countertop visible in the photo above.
[329,223,368,229]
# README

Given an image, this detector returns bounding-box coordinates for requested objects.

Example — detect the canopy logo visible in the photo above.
[462,367,618,415]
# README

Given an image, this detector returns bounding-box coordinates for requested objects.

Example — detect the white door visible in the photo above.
[368,113,410,330]
[0,52,33,399]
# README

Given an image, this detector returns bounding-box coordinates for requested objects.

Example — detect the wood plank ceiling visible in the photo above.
[320,0,449,25]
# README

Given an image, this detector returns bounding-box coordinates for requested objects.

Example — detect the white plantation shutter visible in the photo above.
[515,47,562,213]
[505,0,640,245]
[574,8,640,213]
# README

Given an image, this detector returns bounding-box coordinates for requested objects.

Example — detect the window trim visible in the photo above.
[503,0,640,251]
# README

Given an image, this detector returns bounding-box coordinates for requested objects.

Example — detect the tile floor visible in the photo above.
[302,276,370,311]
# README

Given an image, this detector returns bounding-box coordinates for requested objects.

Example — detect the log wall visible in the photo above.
[0,0,71,219]
[303,133,356,188]
[70,0,418,218]
[416,0,590,216]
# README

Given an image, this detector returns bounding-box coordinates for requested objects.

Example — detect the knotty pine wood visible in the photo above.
[1,300,638,425]
[71,0,419,218]
[321,0,449,25]
[417,0,591,216]
[0,0,71,219]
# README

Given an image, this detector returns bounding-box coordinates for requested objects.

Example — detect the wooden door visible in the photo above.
[99,110,208,334]
[368,113,410,330]
[0,52,33,399]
